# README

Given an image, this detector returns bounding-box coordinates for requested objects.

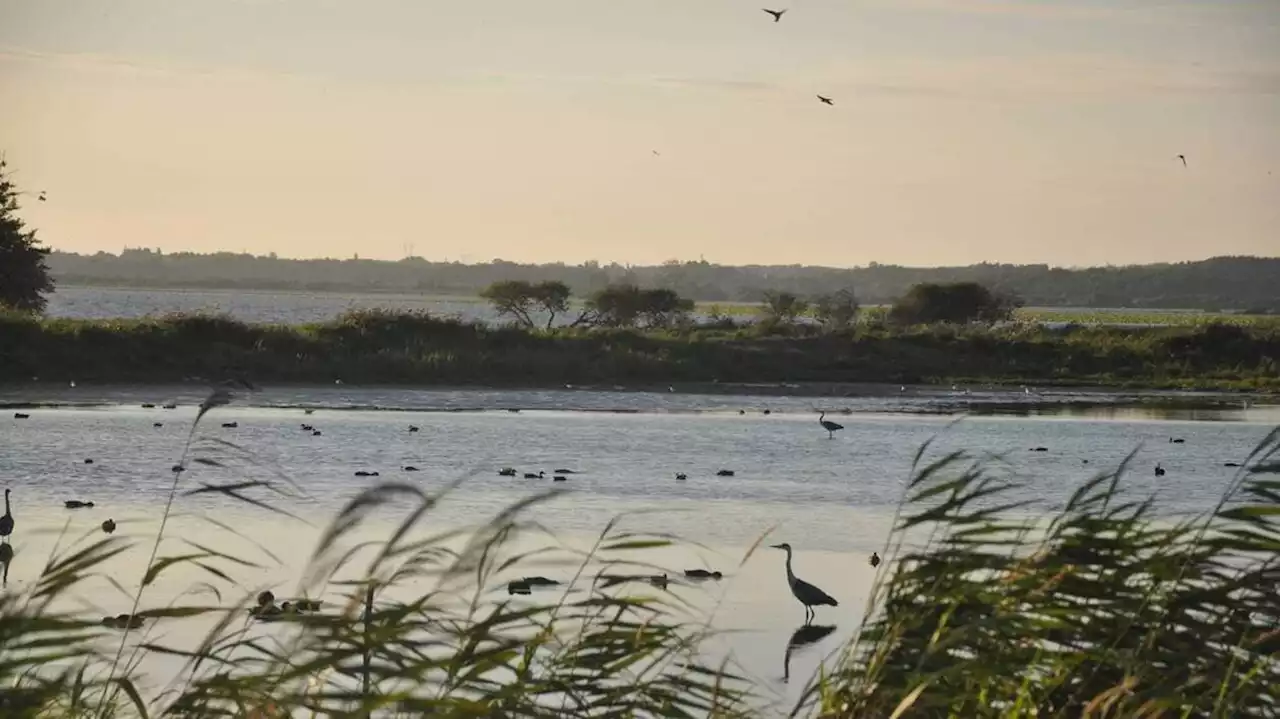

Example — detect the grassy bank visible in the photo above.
[1,310,1278,391]
[1,391,1276,717]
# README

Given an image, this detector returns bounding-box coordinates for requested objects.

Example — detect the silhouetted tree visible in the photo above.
[587,284,693,329]
[479,279,572,329]
[811,289,859,331]
[0,158,54,312]
[889,282,1021,325]
[761,291,809,326]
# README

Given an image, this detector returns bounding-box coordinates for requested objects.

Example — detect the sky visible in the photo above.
[1,0,1278,267]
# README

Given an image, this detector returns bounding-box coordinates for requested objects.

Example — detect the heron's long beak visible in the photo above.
[769,544,784,549]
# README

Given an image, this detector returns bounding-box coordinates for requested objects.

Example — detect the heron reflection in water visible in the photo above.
[783,623,836,683]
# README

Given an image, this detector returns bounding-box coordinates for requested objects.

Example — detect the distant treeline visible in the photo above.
[47,250,1280,312]
[3,310,1277,391]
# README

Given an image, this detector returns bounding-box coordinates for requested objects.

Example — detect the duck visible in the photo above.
[101,518,116,534]
[153,422,163,428]
[102,614,145,629]
[523,471,545,479]
[1224,462,1242,468]
[1031,447,1048,453]
[870,552,881,568]
[83,458,94,465]
[65,500,95,509]
[221,422,238,429]
[290,598,321,612]
[716,470,735,477]
[172,464,185,473]
[552,469,578,475]
[675,473,687,480]
[520,576,561,587]
[684,569,722,580]
[354,471,380,478]
[408,426,420,433]
[498,468,517,477]
[312,430,323,436]
[507,580,532,595]
[402,466,419,472]
[552,475,567,482]
[1154,464,1166,477]
[1169,437,1186,444]
[13,413,29,419]
[162,404,177,410]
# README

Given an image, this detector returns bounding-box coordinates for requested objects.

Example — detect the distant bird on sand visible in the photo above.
[771,542,838,623]
[817,95,834,106]
[0,489,14,539]
[102,518,116,534]
[1177,154,1187,167]
[763,8,786,21]
[818,411,844,439]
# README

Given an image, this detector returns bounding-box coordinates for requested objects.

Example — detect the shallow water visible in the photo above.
[0,386,1276,713]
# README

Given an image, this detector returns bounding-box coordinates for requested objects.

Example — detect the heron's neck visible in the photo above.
[3,491,8,514]
[784,549,796,582]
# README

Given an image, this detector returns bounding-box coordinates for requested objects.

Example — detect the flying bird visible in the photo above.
[1177,154,1186,167]
[763,8,786,22]
[817,95,834,106]
[37,191,47,202]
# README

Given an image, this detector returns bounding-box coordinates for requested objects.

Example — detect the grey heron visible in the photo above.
[770,543,838,623]
[763,8,786,21]
[818,411,844,439]
[0,489,13,539]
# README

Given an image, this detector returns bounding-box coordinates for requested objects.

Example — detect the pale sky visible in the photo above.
[1,0,1278,266]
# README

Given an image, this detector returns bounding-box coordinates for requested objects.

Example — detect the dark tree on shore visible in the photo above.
[889,282,1021,325]
[812,289,859,331]
[0,158,55,312]
[587,284,694,329]
[761,291,809,326]
[480,279,572,329]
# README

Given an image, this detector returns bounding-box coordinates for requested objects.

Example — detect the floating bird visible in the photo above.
[1224,462,1241,468]
[869,552,881,568]
[408,425,419,433]
[221,422,238,429]
[1169,437,1185,444]
[762,409,771,415]
[403,466,419,472]
[649,574,669,589]
[817,95,834,106]
[83,458,94,465]
[312,430,322,436]
[524,471,545,479]
[65,500,95,509]
[716,469,735,477]
[675,472,687,480]
[770,542,838,623]
[172,464,185,473]
[162,403,177,410]
[552,475,567,482]
[153,422,163,428]
[141,403,156,409]
[1154,464,1166,477]
[354,471,380,478]
[102,613,144,629]
[818,411,844,439]
[498,468,517,477]
[763,8,786,21]
[521,576,561,587]
[102,518,116,534]
[0,489,13,539]
[684,569,722,580]
[507,580,532,595]
[1031,447,1048,452]
[553,469,578,475]
[13,413,29,420]
[1177,154,1186,167]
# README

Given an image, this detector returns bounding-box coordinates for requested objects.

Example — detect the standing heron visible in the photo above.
[818,412,844,439]
[0,489,13,540]
[770,543,838,623]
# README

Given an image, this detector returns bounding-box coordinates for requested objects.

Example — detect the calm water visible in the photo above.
[1,386,1277,712]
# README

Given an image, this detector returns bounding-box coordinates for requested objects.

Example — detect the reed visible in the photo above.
[0,390,1277,717]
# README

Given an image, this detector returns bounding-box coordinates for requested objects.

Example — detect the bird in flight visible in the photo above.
[1176,154,1186,167]
[763,8,786,22]
[817,95,834,106]
[37,191,47,202]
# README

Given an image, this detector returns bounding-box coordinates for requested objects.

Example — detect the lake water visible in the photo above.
[1,385,1277,713]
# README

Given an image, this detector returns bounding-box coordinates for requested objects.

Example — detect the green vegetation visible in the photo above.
[887,282,1020,326]
[46,249,1280,312]
[0,157,55,313]
[2,309,1279,390]
[1,391,1276,717]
